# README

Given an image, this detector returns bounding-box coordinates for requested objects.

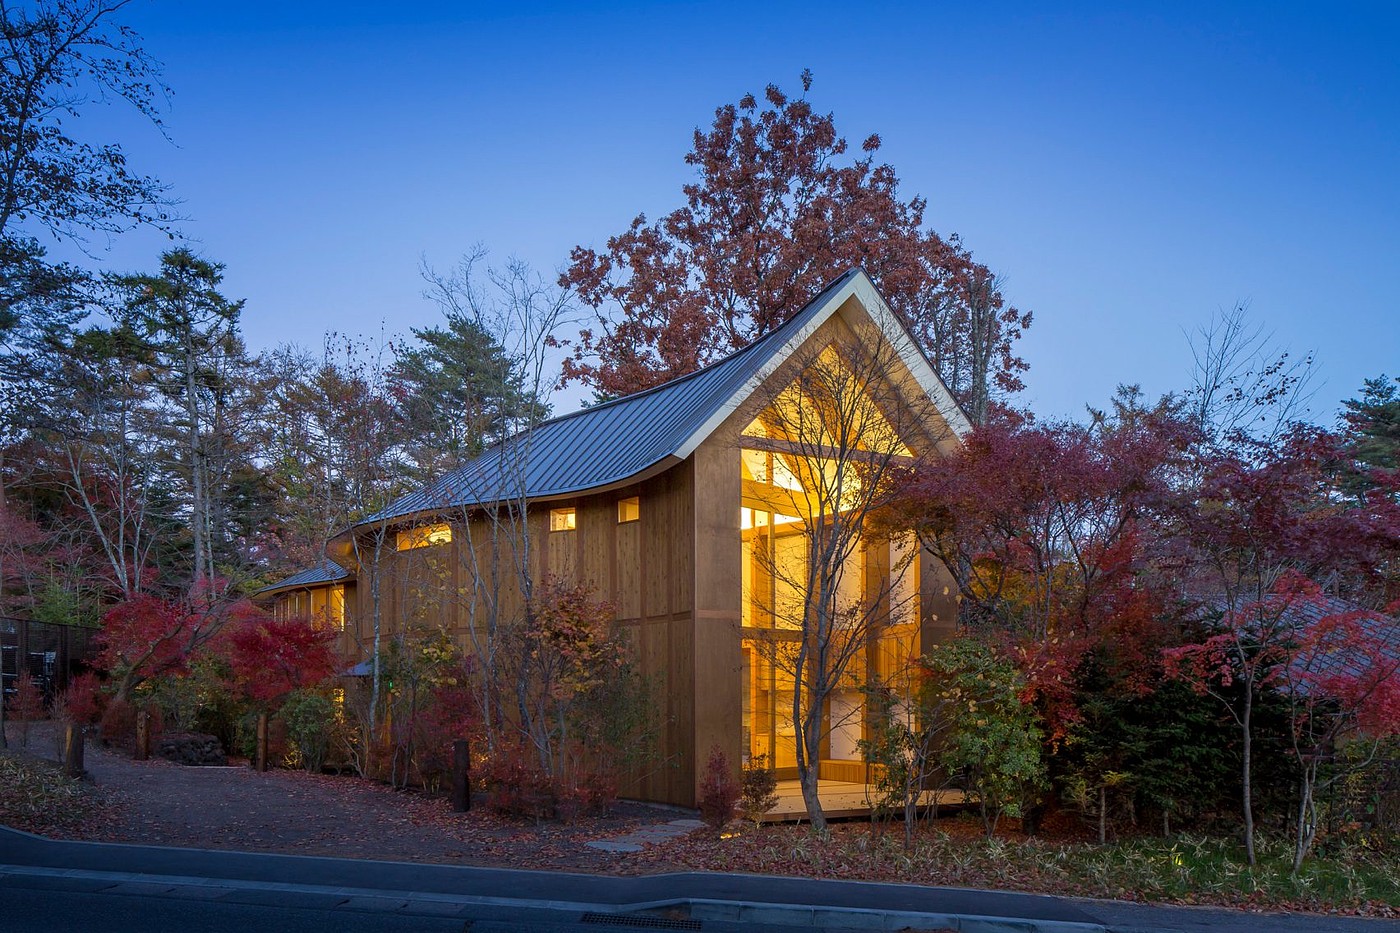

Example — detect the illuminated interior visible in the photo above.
[549,507,577,531]
[737,362,920,780]
[395,523,452,551]
[617,497,640,523]
[273,582,347,631]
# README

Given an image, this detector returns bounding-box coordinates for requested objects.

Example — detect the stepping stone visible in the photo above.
[586,839,644,853]
[667,819,706,829]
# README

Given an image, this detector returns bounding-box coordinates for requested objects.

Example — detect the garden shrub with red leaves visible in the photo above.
[99,698,163,751]
[59,672,104,725]
[480,745,560,820]
[697,744,739,831]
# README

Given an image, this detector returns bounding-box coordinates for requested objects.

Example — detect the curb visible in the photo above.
[0,861,1107,933]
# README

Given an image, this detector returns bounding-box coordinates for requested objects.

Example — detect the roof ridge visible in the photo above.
[528,267,862,430]
[346,267,870,530]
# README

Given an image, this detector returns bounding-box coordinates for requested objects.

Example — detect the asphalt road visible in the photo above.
[4,826,1399,933]
[0,871,832,933]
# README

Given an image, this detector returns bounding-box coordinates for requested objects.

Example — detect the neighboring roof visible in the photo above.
[1282,593,1400,687]
[255,559,353,597]
[355,268,971,529]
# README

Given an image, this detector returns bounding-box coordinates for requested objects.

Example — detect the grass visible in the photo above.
[0,751,108,835]
[1062,834,1398,910]
[637,820,1399,916]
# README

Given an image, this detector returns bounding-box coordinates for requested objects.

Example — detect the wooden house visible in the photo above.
[287,270,970,808]
[255,559,357,656]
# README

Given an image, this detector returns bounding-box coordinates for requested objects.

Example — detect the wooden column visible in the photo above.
[691,442,743,807]
[134,710,150,761]
[451,738,471,812]
[254,712,269,772]
[62,725,84,778]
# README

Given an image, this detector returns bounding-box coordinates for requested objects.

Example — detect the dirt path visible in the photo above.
[13,721,678,871]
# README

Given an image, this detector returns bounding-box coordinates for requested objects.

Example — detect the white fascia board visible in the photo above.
[848,274,973,441]
[671,275,860,461]
[672,270,971,461]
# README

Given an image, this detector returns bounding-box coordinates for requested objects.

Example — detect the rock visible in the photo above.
[154,732,227,766]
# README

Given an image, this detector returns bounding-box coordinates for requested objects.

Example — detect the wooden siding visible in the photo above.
[342,458,701,807]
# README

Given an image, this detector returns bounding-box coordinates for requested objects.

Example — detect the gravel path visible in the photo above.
[11,720,679,871]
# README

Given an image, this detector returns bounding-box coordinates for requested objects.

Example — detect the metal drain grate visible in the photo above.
[579,912,702,930]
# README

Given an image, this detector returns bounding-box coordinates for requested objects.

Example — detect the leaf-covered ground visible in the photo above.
[7,720,659,871]
[0,749,114,835]
[628,819,1400,918]
[5,720,1395,919]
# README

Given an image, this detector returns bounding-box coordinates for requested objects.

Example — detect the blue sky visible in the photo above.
[69,1,1400,421]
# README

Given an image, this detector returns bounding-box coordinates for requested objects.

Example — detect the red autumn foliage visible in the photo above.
[59,671,104,724]
[95,582,263,700]
[99,697,163,750]
[561,71,1029,421]
[697,745,740,831]
[895,399,1196,739]
[221,612,339,705]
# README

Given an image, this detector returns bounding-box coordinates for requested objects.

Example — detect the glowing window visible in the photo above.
[396,523,452,551]
[550,507,577,531]
[617,497,640,523]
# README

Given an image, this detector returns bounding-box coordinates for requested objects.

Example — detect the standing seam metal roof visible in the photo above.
[255,559,354,596]
[358,269,870,526]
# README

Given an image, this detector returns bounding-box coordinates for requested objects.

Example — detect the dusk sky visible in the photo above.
[71,1,1399,422]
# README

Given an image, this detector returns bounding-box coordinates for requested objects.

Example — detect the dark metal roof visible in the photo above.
[358,269,865,526]
[256,559,354,596]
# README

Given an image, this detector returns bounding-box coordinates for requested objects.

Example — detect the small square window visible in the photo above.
[550,507,576,531]
[617,497,640,523]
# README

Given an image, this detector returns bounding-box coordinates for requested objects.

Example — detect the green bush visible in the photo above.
[276,689,337,772]
[924,640,1046,835]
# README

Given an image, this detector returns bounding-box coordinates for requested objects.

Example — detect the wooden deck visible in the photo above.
[763,779,967,822]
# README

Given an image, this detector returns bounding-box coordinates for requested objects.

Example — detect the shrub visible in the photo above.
[697,745,739,832]
[277,689,337,772]
[558,769,619,822]
[480,745,559,821]
[740,753,780,827]
[99,698,163,751]
[924,640,1047,836]
[234,709,289,766]
[10,672,45,747]
[58,672,104,725]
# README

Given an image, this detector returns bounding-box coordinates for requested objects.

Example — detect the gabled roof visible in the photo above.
[356,269,970,528]
[255,559,354,596]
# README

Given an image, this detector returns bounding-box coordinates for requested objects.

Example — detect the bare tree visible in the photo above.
[1187,303,1316,446]
[419,249,575,758]
[741,304,953,831]
[1,0,173,251]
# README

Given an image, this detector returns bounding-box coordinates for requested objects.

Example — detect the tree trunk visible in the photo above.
[794,684,827,833]
[1241,686,1257,867]
[185,336,208,586]
[1292,761,1319,876]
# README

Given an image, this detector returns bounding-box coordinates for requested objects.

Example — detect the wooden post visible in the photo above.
[63,724,84,778]
[451,738,471,812]
[255,712,269,772]
[134,710,150,761]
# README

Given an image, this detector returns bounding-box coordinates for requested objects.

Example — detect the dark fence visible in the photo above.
[0,617,96,704]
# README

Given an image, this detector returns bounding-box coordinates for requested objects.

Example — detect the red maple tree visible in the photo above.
[561,71,1030,421]
[894,398,1196,739]
[1164,426,1400,866]
[95,582,262,701]
[221,612,339,706]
